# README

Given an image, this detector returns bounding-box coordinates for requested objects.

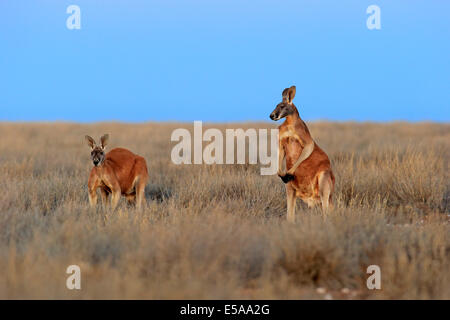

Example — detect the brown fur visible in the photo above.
[271,86,335,221]
[86,135,149,210]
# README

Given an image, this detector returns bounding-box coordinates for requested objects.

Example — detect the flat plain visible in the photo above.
[0,122,449,299]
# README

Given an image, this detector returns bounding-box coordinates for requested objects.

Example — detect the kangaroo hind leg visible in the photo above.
[286,184,296,222]
[318,170,333,211]
[135,158,149,210]
[126,192,136,206]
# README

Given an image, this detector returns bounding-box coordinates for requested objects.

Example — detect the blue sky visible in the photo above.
[0,0,449,122]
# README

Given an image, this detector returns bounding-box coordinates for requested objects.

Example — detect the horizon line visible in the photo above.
[0,119,448,125]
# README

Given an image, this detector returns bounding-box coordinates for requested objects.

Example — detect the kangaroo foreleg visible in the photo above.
[287,141,314,176]
[277,145,286,176]
[278,141,296,183]
[111,190,121,210]
[88,175,99,208]
[103,176,121,210]
[88,188,98,207]
[100,188,109,207]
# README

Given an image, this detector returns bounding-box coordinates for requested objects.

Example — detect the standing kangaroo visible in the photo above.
[270,86,335,221]
[85,134,149,210]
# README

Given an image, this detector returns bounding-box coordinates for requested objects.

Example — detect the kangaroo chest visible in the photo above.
[279,126,303,145]
[280,126,304,157]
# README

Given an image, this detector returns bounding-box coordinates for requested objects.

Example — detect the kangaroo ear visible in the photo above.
[100,134,109,150]
[287,86,296,103]
[282,88,289,101]
[85,135,96,149]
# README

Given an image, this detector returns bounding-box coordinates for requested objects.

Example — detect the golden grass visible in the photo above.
[0,121,449,299]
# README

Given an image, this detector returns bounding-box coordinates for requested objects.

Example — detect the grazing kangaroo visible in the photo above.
[270,86,335,221]
[85,134,149,210]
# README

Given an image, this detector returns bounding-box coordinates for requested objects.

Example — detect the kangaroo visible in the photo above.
[270,86,335,221]
[85,134,149,210]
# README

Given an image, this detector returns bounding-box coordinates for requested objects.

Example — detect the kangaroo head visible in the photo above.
[85,134,109,167]
[270,86,297,121]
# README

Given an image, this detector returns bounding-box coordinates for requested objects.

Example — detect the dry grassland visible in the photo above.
[0,122,449,299]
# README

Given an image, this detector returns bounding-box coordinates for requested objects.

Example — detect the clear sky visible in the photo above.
[0,0,449,122]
